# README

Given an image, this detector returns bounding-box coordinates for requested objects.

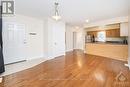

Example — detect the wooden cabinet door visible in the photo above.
[106,29,120,37]
[106,30,111,37]
[111,29,120,37]
[114,29,120,37]
[87,31,92,36]
[87,31,97,37]
[93,31,97,37]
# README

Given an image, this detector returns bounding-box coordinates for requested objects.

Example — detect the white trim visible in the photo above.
[124,63,130,70]
[44,56,55,60]
[0,77,2,83]
[129,63,130,70]
[63,53,66,55]
[66,49,73,52]
[26,55,44,61]
[127,57,130,70]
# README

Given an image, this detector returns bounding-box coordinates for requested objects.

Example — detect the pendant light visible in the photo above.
[52,2,61,21]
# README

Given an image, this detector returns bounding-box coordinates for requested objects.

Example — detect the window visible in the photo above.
[97,31,106,42]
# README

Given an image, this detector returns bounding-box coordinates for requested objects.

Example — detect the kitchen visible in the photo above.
[85,23,128,61]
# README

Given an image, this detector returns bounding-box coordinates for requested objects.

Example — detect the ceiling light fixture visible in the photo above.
[52,2,61,21]
[75,26,79,29]
[85,19,89,23]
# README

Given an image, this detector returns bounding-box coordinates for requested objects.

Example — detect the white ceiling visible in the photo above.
[15,0,129,26]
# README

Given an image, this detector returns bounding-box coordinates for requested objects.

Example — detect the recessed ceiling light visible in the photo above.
[75,26,79,29]
[85,19,89,23]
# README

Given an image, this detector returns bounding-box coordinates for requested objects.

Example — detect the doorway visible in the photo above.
[52,22,65,58]
[73,32,77,50]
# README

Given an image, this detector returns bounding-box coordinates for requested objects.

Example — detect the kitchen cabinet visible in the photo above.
[87,28,120,38]
[120,22,128,37]
[106,29,120,37]
[87,31,97,37]
[86,43,128,61]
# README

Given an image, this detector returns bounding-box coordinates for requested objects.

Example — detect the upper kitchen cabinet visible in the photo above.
[120,22,128,37]
[106,24,120,37]
[86,26,99,37]
[87,31,97,37]
[106,29,120,37]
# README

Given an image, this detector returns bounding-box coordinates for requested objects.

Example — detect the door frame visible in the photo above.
[73,32,77,50]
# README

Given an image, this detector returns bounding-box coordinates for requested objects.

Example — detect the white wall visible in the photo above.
[66,25,85,51]
[3,15,44,62]
[3,15,66,64]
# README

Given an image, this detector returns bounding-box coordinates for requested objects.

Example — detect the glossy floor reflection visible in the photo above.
[0,50,130,87]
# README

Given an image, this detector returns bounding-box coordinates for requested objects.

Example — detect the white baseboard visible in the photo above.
[124,63,130,70]
[27,55,44,61]
[128,65,130,70]
[0,77,2,83]
[66,49,85,52]
[66,49,73,52]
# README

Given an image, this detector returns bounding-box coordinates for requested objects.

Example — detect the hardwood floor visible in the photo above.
[0,50,130,87]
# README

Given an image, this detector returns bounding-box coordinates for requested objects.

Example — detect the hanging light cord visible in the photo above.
[52,1,61,21]
[54,2,59,16]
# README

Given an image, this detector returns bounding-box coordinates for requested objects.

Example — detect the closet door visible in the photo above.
[3,23,26,64]
[53,22,65,57]
[0,6,5,73]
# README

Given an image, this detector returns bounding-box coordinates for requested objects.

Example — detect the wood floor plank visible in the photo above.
[0,50,130,87]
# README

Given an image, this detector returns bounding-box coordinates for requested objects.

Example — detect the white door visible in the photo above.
[53,22,65,58]
[3,22,27,64]
[73,32,77,49]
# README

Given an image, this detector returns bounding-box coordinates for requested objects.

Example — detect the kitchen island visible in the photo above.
[85,42,128,61]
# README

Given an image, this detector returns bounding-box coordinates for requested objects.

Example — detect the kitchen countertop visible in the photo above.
[86,42,128,45]
[85,42,128,61]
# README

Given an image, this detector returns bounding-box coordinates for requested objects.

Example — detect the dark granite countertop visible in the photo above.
[86,41,128,45]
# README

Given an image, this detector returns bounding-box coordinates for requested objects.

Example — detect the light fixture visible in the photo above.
[85,19,89,23]
[52,2,61,21]
[75,26,79,29]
